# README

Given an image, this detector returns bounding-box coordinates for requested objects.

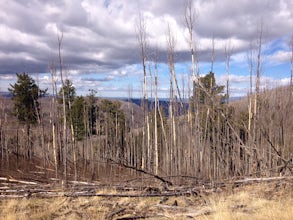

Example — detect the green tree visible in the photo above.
[196,71,225,105]
[71,96,85,140]
[8,72,46,158]
[58,79,76,107]
[9,73,46,124]
[58,79,88,140]
[87,89,97,135]
[58,79,76,119]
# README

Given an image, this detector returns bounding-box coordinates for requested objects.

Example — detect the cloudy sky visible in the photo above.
[0,0,292,98]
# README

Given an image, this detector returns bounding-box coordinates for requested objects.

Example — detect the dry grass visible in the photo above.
[0,182,292,219]
[198,183,293,220]
[0,197,107,220]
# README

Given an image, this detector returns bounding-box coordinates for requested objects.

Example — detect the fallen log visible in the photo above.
[0,176,38,185]
[106,207,126,220]
[233,176,293,185]
[107,158,173,187]
[64,191,193,198]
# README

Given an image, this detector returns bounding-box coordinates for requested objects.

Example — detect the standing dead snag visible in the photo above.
[166,24,178,175]
[57,31,68,185]
[211,34,215,73]
[184,0,197,80]
[136,12,150,171]
[247,42,255,133]
[184,0,201,176]
[153,48,159,175]
[254,21,263,175]
[225,40,232,104]
[49,61,59,179]
[290,34,293,92]
[246,42,255,174]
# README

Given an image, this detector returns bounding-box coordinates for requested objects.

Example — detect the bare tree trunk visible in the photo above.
[184,0,198,177]
[290,34,293,93]
[184,0,196,124]
[255,23,263,117]
[211,34,215,73]
[254,21,263,176]
[136,12,149,170]
[33,96,46,176]
[247,42,255,174]
[49,62,58,178]
[154,52,159,175]
[166,24,178,175]
[225,41,232,104]
[68,101,77,181]
[158,104,168,173]
[4,113,9,165]
[57,31,68,186]
[184,0,196,77]
[0,101,3,161]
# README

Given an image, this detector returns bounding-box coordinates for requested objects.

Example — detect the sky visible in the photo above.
[0,0,292,98]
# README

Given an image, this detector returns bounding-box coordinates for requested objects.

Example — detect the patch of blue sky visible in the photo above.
[103,0,111,8]
[264,37,290,55]
[262,62,290,79]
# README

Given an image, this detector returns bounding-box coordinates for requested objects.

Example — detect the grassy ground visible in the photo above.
[0,181,292,219]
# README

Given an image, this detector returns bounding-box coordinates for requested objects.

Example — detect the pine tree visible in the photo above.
[71,96,85,140]
[9,72,46,158]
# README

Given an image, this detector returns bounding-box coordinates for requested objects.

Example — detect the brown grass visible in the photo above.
[198,183,293,220]
[0,182,292,219]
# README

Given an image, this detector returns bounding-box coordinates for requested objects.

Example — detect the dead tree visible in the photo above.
[136,12,150,170]
[154,48,159,175]
[254,22,263,174]
[184,0,201,176]
[57,31,68,185]
[184,0,197,80]
[225,40,232,104]
[49,61,59,178]
[211,34,215,73]
[288,34,293,159]
[246,42,255,174]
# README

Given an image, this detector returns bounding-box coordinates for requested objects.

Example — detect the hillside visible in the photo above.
[1,85,293,219]
[1,85,293,182]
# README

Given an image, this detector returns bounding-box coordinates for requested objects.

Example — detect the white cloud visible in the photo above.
[267,51,291,64]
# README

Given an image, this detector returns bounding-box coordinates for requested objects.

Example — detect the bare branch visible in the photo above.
[225,40,233,103]
[184,0,197,79]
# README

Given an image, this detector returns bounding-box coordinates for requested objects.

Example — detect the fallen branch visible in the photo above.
[233,176,293,185]
[106,207,126,220]
[261,126,293,174]
[0,177,38,185]
[64,191,192,198]
[107,158,173,186]
[116,215,155,220]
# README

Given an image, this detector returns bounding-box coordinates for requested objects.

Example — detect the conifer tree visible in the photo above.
[9,72,46,158]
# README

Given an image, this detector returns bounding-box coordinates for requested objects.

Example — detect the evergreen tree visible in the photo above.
[8,72,46,158]
[196,71,225,105]
[71,96,85,140]
[87,89,97,135]
[58,79,76,108]
[9,72,46,125]
[58,79,76,122]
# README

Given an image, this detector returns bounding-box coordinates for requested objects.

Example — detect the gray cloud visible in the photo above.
[82,75,114,82]
[0,0,292,96]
